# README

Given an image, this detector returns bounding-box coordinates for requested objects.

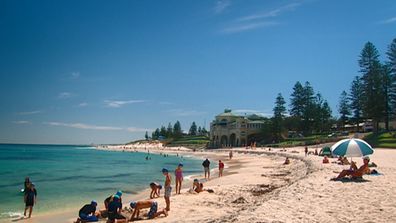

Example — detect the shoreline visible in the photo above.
[5,144,229,223]
[5,144,396,223]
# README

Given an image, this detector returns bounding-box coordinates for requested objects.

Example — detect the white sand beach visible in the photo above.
[13,143,396,223]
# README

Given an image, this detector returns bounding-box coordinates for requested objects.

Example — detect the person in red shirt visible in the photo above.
[218,160,225,177]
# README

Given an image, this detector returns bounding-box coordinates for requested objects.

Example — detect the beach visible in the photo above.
[7,144,396,223]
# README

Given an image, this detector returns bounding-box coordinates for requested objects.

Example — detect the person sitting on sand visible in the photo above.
[76,200,99,223]
[192,179,204,193]
[334,157,370,179]
[322,156,329,164]
[104,191,122,210]
[339,157,350,165]
[149,182,162,199]
[129,200,167,221]
[283,157,290,165]
[107,195,126,223]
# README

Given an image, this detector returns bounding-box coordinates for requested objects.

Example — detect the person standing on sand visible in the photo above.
[202,158,211,180]
[218,160,224,177]
[304,146,308,156]
[24,183,37,218]
[174,163,183,195]
[162,168,172,211]
[229,150,233,160]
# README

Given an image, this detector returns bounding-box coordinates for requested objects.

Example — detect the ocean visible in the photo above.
[0,144,203,220]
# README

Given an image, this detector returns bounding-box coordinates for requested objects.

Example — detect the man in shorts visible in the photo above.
[202,158,210,180]
[129,200,167,221]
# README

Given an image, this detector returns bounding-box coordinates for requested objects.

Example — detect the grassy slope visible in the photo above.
[364,132,396,148]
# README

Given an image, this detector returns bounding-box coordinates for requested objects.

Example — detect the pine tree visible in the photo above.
[272,93,286,141]
[173,121,182,138]
[290,81,305,118]
[386,38,396,121]
[160,126,167,137]
[349,76,364,132]
[359,42,384,132]
[189,122,198,136]
[166,122,173,138]
[338,90,351,129]
[152,128,160,140]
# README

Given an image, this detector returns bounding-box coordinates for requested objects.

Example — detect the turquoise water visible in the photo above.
[0,144,202,220]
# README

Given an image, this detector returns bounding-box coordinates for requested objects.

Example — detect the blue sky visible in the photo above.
[1,0,395,144]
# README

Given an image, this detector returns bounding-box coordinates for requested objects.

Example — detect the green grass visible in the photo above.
[266,134,340,148]
[364,132,396,148]
[165,135,209,147]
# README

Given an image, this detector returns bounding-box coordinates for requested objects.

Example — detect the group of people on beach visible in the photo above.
[74,157,225,222]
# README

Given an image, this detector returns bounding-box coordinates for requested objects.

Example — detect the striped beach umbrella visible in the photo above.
[331,138,374,157]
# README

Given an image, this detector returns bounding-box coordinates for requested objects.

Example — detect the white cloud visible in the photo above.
[13,120,32,125]
[71,72,80,79]
[104,100,145,108]
[44,122,123,131]
[380,16,396,24]
[78,102,88,107]
[58,92,74,99]
[166,109,207,117]
[214,0,231,14]
[237,3,301,22]
[18,110,42,115]
[221,21,278,34]
[127,127,153,133]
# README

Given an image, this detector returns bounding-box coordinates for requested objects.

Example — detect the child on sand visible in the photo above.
[283,157,290,165]
[129,200,167,221]
[192,179,204,193]
[323,156,329,164]
[149,182,162,199]
[24,183,37,218]
[218,160,224,177]
[174,163,183,194]
[162,168,172,211]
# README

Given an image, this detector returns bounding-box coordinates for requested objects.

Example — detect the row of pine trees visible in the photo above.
[269,38,396,142]
[146,121,208,140]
